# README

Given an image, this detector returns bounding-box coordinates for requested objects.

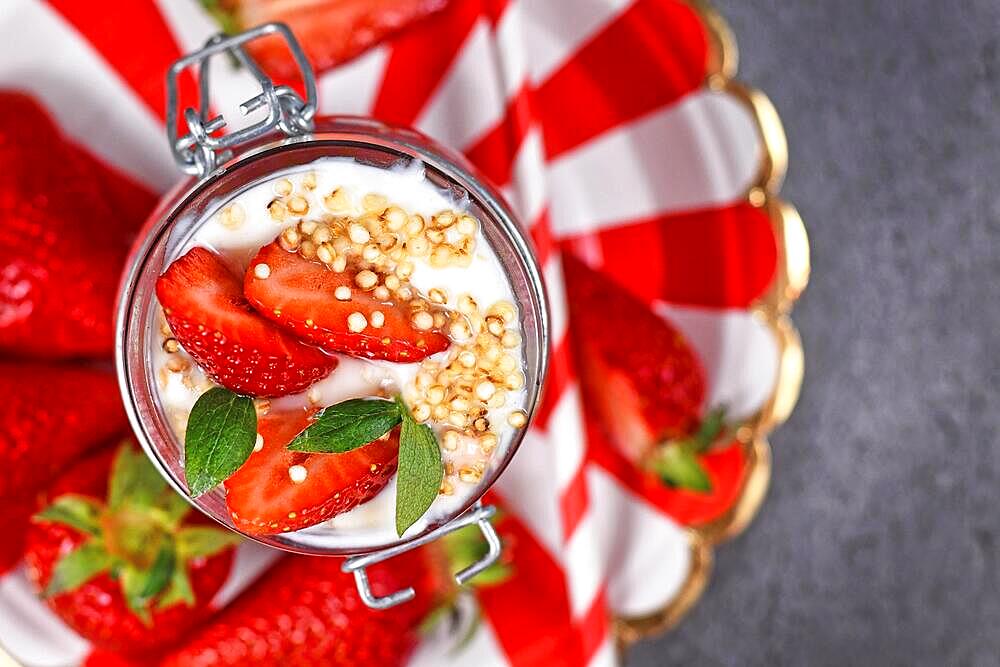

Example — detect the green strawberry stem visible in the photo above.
[196,0,245,69]
[420,512,512,641]
[647,406,729,493]
[440,512,512,589]
[33,442,241,624]
[198,0,241,35]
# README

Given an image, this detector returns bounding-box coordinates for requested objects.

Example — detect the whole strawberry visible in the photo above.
[0,91,137,358]
[160,547,446,667]
[162,512,512,667]
[0,361,128,500]
[65,143,157,234]
[563,255,724,490]
[24,443,240,656]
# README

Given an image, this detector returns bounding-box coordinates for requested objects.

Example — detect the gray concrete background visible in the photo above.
[628,1,1000,665]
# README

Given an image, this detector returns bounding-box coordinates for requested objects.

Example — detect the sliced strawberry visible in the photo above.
[156,247,337,397]
[210,0,449,78]
[563,254,707,464]
[244,241,450,362]
[224,411,400,534]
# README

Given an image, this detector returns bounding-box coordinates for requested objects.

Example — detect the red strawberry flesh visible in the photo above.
[0,92,142,358]
[156,246,337,397]
[244,241,449,362]
[227,0,450,78]
[224,411,400,534]
[0,361,127,499]
[159,547,445,667]
[0,495,34,574]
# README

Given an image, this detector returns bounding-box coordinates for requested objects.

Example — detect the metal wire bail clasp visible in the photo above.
[165,22,318,179]
[343,502,503,610]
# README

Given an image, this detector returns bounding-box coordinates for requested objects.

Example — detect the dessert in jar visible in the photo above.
[116,24,547,587]
[149,159,533,548]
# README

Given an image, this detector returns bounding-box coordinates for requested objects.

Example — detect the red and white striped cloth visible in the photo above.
[0,1,802,665]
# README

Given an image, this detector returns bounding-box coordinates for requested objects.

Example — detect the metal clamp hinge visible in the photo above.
[342,502,502,610]
[166,22,318,179]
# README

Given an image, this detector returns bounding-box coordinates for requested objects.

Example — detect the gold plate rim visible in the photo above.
[613,0,810,644]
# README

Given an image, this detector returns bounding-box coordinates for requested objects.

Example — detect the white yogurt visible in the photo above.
[150,158,528,548]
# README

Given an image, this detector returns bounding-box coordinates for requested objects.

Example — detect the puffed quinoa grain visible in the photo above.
[458,465,482,483]
[317,243,335,264]
[347,312,367,332]
[219,204,244,229]
[412,403,431,422]
[324,189,350,212]
[348,223,370,244]
[412,311,434,331]
[457,215,477,235]
[363,193,388,213]
[268,199,288,221]
[478,433,498,454]
[355,270,378,289]
[384,206,407,230]
[501,330,521,348]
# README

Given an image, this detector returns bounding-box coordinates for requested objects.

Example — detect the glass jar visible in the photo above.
[115,24,548,608]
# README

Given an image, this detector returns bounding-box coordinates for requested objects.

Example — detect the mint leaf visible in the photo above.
[109,443,169,509]
[44,540,112,597]
[691,406,727,452]
[394,396,443,537]
[34,495,103,536]
[157,563,195,610]
[184,387,257,496]
[176,526,242,559]
[288,398,401,453]
[653,445,712,493]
